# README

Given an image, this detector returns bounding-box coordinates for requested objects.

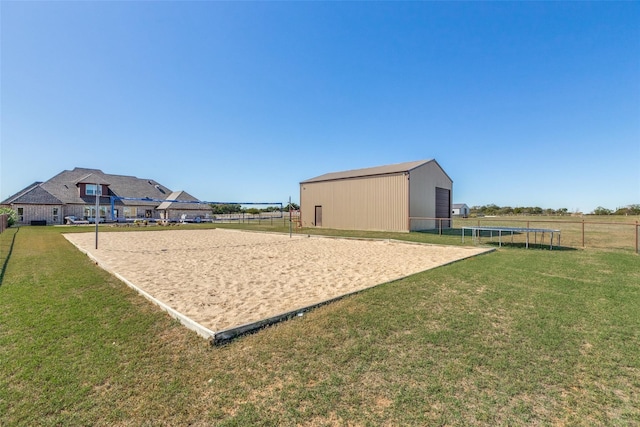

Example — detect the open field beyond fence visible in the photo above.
[49,213,640,252]
[175,214,640,252]
[216,215,639,252]
[1,225,638,425]
[454,216,639,252]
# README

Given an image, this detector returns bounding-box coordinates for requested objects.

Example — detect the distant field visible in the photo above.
[455,216,639,252]
[56,214,640,252]
[196,214,640,252]
[1,225,638,425]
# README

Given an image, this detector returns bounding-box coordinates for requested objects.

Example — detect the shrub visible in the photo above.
[0,207,17,227]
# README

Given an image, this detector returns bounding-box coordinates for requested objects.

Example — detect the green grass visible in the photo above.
[1,225,639,425]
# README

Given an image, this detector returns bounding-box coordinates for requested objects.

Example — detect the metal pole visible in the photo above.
[582,220,585,248]
[636,221,638,254]
[289,196,292,238]
[95,185,99,249]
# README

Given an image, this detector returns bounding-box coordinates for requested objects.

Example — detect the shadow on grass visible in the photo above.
[416,228,576,251]
[481,241,578,251]
[0,227,19,287]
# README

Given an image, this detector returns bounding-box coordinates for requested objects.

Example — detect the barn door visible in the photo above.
[315,205,323,227]
[435,187,451,228]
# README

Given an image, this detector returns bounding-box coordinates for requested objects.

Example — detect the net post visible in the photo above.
[95,187,99,249]
[289,196,292,238]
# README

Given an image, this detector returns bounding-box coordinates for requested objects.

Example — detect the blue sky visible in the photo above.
[2,1,638,213]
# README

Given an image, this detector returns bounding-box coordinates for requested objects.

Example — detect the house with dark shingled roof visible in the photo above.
[0,168,210,225]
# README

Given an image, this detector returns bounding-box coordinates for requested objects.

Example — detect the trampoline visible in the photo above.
[462,226,561,250]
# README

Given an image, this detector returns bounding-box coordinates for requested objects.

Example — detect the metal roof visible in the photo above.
[300,159,445,184]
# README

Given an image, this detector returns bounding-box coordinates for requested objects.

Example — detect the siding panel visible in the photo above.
[408,162,453,230]
[300,173,409,232]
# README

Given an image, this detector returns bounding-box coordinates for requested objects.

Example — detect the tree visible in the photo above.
[284,202,300,211]
[592,206,612,215]
[614,204,640,215]
[530,207,543,215]
[614,206,631,215]
[261,206,281,213]
[469,204,576,216]
[498,206,513,216]
[0,207,17,227]
[484,204,500,215]
[210,203,242,215]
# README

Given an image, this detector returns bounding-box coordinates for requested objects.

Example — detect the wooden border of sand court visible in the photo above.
[65,237,217,341]
[65,232,494,346]
[213,240,495,345]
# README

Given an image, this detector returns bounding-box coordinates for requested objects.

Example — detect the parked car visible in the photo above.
[87,217,105,224]
[64,216,89,225]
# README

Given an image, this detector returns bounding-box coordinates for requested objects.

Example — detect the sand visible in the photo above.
[64,229,490,332]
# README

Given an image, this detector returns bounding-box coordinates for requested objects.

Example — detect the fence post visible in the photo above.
[636,221,638,255]
[582,220,585,248]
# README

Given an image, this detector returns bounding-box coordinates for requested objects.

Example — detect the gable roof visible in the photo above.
[452,203,468,209]
[76,173,111,185]
[0,182,62,205]
[300,159,448,184]
[157,191,204,210]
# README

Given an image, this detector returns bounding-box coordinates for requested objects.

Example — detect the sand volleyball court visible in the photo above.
[64,229,491,340]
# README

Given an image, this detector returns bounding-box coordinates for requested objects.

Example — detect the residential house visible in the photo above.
[0,167,210,225]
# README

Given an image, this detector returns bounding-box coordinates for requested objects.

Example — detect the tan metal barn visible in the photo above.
[299,159,453,232]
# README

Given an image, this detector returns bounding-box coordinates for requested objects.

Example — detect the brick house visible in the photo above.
[0,167,210,225]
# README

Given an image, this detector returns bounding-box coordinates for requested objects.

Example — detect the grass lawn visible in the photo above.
[1,225,639,425]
